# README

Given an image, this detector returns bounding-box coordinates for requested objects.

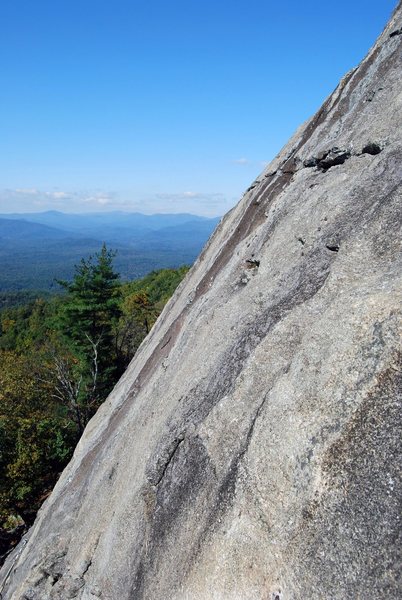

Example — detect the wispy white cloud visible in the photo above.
[156,191,205,201]
[15,188,39,195]
[232,157,250,165]
[232,158,270,168]
[154,191,227,210]
[81,194,114,206]
[45,191,70,199]
[0,188,115,213]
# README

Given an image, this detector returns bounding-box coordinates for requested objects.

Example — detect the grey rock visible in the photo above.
[1,3,402,599]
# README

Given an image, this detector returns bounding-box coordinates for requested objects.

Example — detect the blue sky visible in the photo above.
[0,0,397,216]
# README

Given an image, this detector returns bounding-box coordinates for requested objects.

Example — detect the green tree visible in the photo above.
[57,244,122,430]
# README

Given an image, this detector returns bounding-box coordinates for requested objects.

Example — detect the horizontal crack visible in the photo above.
[302,142,383,172]
[325,244,340,253]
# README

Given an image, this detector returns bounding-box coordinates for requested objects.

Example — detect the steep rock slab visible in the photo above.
[1,5,402,599]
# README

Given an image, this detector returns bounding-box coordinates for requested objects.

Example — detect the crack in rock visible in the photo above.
[303,147,351,171]
[149,434,186,487]
[302,141,384,172]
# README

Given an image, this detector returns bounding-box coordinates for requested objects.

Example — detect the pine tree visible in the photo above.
[57,244,122,428]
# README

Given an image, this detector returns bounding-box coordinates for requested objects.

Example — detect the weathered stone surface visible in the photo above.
[1,4,401,599]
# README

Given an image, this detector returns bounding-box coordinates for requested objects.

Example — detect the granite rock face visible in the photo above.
[1,5,402,599]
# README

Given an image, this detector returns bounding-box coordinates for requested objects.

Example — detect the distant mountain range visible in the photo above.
[0,211,220,291]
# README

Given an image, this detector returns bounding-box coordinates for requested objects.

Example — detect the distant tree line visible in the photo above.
[0,245,188,558]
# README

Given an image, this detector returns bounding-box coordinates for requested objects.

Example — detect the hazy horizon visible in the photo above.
[0,188,229,217]
[0,207,219,218]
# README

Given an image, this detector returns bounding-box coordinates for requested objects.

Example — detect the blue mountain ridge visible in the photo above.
[0,212,220,291]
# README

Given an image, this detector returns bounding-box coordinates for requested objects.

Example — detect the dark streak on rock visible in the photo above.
[160,336,172,350]
[292,359,402,597]
[131,436,214,599]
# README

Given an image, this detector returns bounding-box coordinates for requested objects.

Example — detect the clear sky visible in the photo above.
[0,0,397,216]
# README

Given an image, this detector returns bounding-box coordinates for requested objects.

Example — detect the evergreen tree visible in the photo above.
[57,244,122,427]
